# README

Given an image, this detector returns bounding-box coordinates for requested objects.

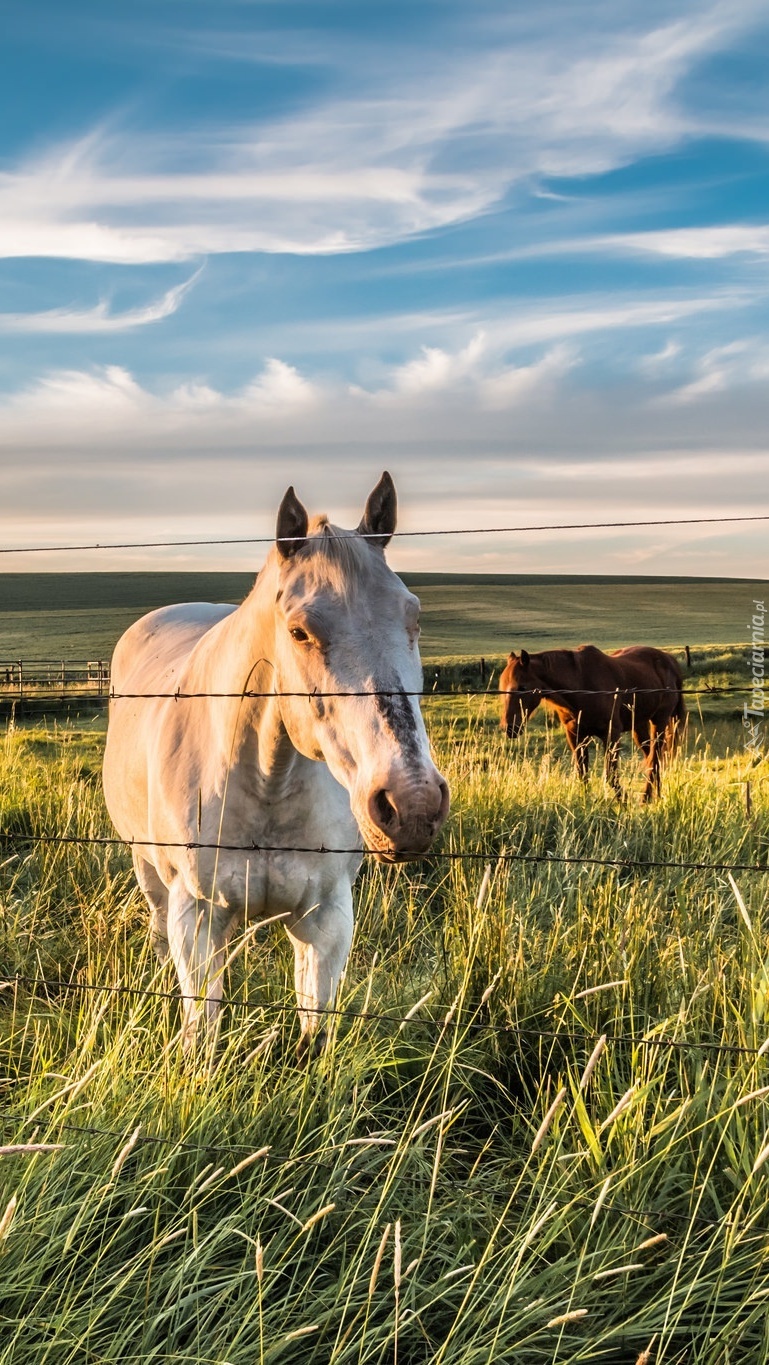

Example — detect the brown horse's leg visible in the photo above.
[604,725,624,800]
[649,722,662,800]
[633,720,659,802]
[564,720,589,780]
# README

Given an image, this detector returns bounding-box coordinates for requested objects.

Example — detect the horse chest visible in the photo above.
[184,766,360,918]
[199,846,361,923]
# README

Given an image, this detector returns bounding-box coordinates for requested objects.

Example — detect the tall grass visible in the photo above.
[0,670,768,1363]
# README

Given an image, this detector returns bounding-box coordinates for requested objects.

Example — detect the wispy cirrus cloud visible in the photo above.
[0,269,202,333]
[602,226,769,259]
[506,225,769,263]
[262,289,750,368]
[662,338,769,402]
[0,1,760,264]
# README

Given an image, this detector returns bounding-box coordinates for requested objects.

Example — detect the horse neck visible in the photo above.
[536,651,581,709]
[196,559,300,789]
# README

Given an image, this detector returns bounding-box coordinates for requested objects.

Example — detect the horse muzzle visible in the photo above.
[359,772,450,861]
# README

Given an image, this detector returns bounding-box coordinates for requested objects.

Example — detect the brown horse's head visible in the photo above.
[499,650,543,738]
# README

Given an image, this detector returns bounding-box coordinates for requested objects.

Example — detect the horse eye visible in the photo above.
[290,626,310,644]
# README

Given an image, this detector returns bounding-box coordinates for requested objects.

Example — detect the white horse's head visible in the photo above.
[270,473,449,861]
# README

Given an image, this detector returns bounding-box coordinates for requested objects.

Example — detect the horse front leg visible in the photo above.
[643,723,662,802]
[132,851,170,962]
[284,889,354,1062]
[564,721,589,780]
[604,726,624,801]
[631,719,660,802]
[167,879,228,1052]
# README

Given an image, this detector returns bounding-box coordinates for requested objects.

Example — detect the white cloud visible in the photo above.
[465,224,769,270]
[0,270,201,333]
[587,226,769,260]
[389,333,487,395]
[481,293,745,349]
[3,318,769,464]
[24,364,148,415]
[353,334,576,408]
[240,358,319,409]
[661,339,769,402]
[242,289,750,371]
[0,358,323,453]
[639,339,682,373]
[0,2,761,263]
[479,344,576,407]
[0,341,573,447]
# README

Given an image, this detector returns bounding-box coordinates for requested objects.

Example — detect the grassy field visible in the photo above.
[0,572,764,661]
[0,586,767,1362]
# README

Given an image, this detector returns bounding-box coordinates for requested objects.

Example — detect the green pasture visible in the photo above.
[0,577,768,1362]
[0,572,764,661]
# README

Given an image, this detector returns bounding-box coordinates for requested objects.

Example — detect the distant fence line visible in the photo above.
[0,657,761,707]
[0,659,110,698]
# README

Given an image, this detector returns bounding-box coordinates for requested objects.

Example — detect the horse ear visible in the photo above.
[520,649,530,667]
[276,486,309,559]
[357,471,397,549]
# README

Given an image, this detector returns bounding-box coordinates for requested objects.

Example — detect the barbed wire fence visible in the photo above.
[0,508,767,1206]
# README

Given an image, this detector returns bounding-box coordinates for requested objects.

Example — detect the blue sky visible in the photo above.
[1,0,769,575]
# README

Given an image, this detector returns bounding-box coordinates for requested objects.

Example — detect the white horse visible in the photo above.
[102,473,449,1056]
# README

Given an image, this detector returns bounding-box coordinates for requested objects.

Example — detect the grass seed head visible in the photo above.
[109,1126,142,1181]
[227,1146,271,1179]
[301,1202,335,1233]
[0,1143,64,1157]
[394,1219,402,1289]
[531,1086,567,1153]
[593,1263,644,1280]
[546,1308,588,1327]
[579,1034,607,1091]
[635,1335,658,1364]
[368,1223,391,1299]
[0,1193,17,1240]
[751,1136,769,1174]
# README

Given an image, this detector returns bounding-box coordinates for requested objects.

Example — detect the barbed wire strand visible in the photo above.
[0,1109,721,1231]
[0,830,766,874]
[0,683,755,701]
[2,512,769,556]
[2,972,768,1059]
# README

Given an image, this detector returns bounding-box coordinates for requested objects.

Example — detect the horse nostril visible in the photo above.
[374,789,399,830]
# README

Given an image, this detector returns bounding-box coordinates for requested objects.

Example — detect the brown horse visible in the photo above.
[499,645,686,801]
